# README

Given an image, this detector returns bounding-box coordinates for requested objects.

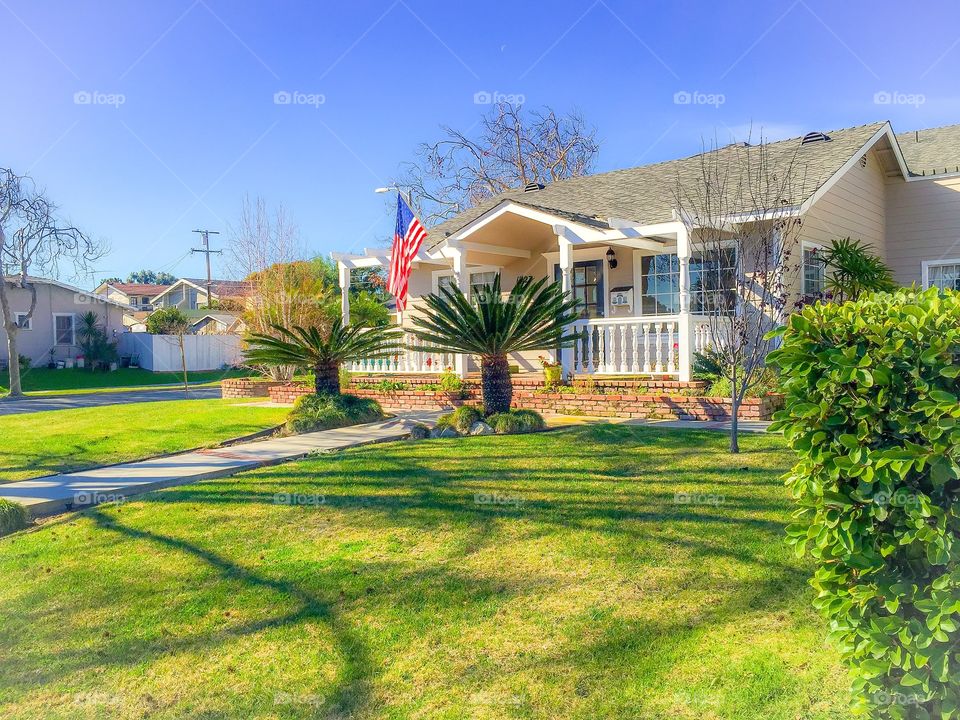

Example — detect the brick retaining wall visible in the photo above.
[260,378,782,421]
[221,378,287,398]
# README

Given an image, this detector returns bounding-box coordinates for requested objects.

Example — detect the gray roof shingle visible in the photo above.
[897,123,960,177]
[427,122,888,249]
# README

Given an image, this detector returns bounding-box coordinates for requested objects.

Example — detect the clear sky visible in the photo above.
[3,0,959,288]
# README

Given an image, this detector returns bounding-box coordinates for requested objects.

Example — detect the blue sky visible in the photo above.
[2,0,959,288]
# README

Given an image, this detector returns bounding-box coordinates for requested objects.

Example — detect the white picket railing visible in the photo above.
[568,316,678,375]
[348,332,455,374]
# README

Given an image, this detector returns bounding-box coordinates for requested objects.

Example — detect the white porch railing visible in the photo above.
[348,332,456,374]
[567,315,717,376]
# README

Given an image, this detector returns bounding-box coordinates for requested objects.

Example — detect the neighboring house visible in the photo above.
[335,120,960,381]
[93,282,169,311]
[150,278,253,311]
[1,277,129,367]
[190,311,246,335]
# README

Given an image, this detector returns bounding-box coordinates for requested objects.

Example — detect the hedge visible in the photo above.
[768,288,960,718]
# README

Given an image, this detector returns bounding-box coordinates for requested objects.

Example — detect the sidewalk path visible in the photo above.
[0,411,438,516]
[544,414,772,433]
[0,386,221,416]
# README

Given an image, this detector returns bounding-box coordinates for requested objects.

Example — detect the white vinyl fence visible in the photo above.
[119,333,243,372]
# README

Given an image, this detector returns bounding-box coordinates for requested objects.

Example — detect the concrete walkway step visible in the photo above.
[0,411,440,516]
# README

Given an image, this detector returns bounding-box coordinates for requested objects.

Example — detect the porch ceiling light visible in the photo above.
[605,247,618,269]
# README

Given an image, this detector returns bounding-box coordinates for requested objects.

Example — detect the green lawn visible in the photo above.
[0,426,847,718]
[0,399,288,482]
[1,367,255,396]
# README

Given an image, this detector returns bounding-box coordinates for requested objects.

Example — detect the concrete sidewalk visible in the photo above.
[0,411,438,516]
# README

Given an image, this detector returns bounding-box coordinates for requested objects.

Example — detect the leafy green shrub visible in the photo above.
[286,393,385,434]
[707,366,780,398]
[434,412,453,431]
[0,499,29,537]
[768,287,960,718]
[438,368,464,392]
[409,423,430,440]
[487,409,545,434]
[448,406,483,434]
[693,348,726,382]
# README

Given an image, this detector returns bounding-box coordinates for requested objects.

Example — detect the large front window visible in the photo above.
[802,244,826,296]
[437,270,500,298]
[54,314,75,345]
[639,249,737,314]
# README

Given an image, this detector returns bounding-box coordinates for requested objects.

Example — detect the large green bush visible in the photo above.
[0,499,29,537]
[286,393,385,434]
[768,288,960,718]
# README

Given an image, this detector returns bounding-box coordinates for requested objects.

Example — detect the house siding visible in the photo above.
[884,175,960,287]
[1,283,125,366]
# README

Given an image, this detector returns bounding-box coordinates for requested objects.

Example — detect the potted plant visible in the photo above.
[538,355,563,388]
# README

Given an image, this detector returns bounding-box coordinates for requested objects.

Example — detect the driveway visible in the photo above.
[0,386,222,416]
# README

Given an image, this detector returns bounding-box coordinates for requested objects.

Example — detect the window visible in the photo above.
[54,314,75,345]
[925,261,960,291]
[638,249,738,315]
[436,269,500,298]
[554,261,604,318]
[14,313,31,330]
[802,243,826,296]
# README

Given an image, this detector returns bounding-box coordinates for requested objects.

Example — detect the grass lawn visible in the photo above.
[0,399,288,482]
[0,367,255,396]
[0,426,847,718]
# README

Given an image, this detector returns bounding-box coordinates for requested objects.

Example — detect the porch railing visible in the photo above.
[568,315,717,376]
[348,332,456,374]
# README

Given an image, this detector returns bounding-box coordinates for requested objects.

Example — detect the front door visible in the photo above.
[555,260,604,318]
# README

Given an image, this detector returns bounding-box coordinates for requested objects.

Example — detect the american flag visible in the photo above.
[387,194,427,311]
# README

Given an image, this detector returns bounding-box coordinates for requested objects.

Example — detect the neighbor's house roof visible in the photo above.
[4,276,133,310]
[150,277,254,303]
[98,282,169,297]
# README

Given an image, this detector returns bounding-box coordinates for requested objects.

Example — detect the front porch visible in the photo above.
[335,199,718,381]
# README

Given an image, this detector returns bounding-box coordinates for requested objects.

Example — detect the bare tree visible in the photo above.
[226,195,332,380]
[0,169,102,397]
[397,102,599,224]
[673,136,811,452]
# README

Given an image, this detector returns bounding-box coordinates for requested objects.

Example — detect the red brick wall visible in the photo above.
[268,377,782,421]
[221,378,287,398]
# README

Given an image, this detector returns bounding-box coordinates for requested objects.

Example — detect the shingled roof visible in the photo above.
[427,122,889,249]
[897,123,960,177]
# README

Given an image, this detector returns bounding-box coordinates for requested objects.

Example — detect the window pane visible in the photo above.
[55,315,74,345]
[930,264,960,291]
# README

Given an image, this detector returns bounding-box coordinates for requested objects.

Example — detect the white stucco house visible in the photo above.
[334,120,960,382]
[1,277,129,367]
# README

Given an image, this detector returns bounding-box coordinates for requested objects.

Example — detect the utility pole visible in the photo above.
[191,230,221,308]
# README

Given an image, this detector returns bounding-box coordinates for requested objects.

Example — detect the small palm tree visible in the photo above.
[244,319,402,395]
[411,274,582,414]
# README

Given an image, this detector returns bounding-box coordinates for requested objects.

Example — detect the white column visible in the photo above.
[558,234,575,378]
[337,261,351,326]
[677,226,694,382]
[451,248,468,378]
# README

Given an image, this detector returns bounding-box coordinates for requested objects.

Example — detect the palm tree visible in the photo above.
[244,318,402,395]
[411,274,582,414]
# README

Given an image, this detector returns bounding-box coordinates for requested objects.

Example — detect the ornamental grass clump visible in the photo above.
[768,287,960,718]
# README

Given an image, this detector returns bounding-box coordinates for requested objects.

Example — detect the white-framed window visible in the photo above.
[636,249,739,315]
[802,242,827,296]
[53,313,76,346]
[922,259,960,291]
[14,313,32,330]
[433,267,501,298]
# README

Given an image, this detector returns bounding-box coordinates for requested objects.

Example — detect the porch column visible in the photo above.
[677,227,693,382]
[558,234,575,378]
[337,261,351,326]
[451,248,468,378]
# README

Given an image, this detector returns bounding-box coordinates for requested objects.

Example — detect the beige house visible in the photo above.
[1,277,128,367]
[335,120,960,381]
[150,278,253,311]
[93,281,170,331]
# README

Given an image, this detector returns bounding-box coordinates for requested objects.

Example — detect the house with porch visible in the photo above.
[334,120,960,384]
